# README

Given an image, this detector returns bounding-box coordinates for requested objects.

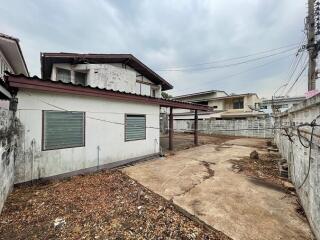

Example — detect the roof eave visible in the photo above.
[6,74,207,111]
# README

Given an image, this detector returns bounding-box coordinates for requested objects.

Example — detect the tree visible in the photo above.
[161,92,172,99]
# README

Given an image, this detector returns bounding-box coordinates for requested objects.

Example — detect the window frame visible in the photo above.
[124,114,146,142]
[74,71,87,86]
[232,98,244,109]
[56,67,71,83]
[42,110,86,151]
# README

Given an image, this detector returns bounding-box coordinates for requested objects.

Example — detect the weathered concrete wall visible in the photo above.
[274,94,320,239]
[51,63,161,97]
[174,118,273,138]
[0,106,16,213]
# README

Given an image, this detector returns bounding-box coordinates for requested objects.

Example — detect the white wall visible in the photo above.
[51,63,161,98]
[0,49,13,79]
[274,95,320,239]
[15,89,160,183]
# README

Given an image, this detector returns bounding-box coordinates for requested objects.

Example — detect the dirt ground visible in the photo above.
[124,137,313,240]
[160,133,238,152]
[0,170,230,240]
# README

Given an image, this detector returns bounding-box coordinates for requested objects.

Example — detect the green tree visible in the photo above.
[161,92,172,99]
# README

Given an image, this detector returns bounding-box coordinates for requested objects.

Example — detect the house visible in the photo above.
[0,33,29,212]
[172,90,266,120]
[259,96,306,114]
[0,33,29,99]
[5,53,208,184]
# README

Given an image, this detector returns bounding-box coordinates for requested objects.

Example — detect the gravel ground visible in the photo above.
[0,170,231,240]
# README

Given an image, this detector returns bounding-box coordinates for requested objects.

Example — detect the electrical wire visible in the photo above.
[156,43,300,70]
[156,47,297,72]
[176,53,295,93]
[296,114,320,189]
[284,59,308,96]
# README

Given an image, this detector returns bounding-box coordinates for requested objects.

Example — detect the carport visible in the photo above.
[159,101,209,151]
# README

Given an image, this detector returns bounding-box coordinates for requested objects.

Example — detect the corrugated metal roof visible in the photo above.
[5,72,209,111]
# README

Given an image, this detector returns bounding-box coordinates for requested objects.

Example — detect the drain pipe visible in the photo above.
[97,145,100,170]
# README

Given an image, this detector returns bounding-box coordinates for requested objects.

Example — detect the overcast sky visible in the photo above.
[0,0,313,98]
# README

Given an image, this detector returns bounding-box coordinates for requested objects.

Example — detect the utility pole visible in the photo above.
[307,0,318,91]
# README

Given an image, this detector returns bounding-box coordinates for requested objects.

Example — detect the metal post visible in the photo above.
[169,107,173,151]
[194,110,198,145]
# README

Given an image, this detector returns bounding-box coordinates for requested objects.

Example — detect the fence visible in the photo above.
[173,118,273,138]
[0,106,15,213]
[274,94,320,239]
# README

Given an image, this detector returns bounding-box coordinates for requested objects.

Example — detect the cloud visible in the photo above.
[0,0,307,98]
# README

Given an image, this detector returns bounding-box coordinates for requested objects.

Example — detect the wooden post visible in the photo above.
[194,110,198,145]
[169,107,173,151]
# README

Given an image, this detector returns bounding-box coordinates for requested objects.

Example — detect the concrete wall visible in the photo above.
[15,89,160,183]
[274,94,320,239]
[0,106,15,212]
[174,118,273,138]
[51,63,161,98]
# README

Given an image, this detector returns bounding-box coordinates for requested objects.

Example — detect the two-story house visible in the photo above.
[5,52,207,184]
[259,96,306,114]
[173,90,266,120]
[0,33,29,212]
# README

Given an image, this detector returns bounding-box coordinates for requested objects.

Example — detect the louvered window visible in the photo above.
[43,111,85,150]
[125,115,146,141]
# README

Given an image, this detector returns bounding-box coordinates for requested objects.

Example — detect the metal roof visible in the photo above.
[173,90,228,99]
[40,53,173,91]
[5,73,209,111]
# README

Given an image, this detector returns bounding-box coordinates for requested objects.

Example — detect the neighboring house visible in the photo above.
[172,90,266,120]
[5,53,207,184]
[259,96,306,114]
[0,33,29,99]
[0,33,29,212]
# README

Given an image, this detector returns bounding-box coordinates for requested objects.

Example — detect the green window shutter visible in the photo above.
[43,111,85,150]
[125,115,146,141]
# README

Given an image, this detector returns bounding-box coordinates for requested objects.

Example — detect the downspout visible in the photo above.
[97,145,100,170]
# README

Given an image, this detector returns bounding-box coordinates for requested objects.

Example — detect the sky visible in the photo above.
[0,0,314,98]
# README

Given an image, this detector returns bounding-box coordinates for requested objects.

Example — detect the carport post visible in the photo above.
[194,110,198,145]
[169,107,173,151]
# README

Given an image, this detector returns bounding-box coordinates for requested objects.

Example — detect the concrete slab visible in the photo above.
[123,138,313,240]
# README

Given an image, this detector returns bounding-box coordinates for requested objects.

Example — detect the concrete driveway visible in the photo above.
[123,138,313,240]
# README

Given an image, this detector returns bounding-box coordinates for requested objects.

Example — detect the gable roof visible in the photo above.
[5,73,208,111]
[0,33,29,76]
[41,53,173,91]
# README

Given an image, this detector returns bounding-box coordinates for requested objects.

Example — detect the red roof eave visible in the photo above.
[6,74,209,111]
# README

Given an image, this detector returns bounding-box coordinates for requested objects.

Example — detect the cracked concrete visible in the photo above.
[123,138,313,240]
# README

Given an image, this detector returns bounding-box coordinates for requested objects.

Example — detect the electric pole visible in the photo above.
[307,0,318,91]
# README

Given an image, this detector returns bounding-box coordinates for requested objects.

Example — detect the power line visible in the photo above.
[156,43,300,70]
[278,36,307,96]
[176,53,295,93]
[157,46,298,72]
[284,60,308,96]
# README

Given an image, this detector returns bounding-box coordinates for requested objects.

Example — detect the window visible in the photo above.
[56,68,71,83]
[125,114,146,141]
[43,111,85,150]
[213,106,218,109]
[151,89,156,97]
[74,71,87,86]
[233,98,244,109]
